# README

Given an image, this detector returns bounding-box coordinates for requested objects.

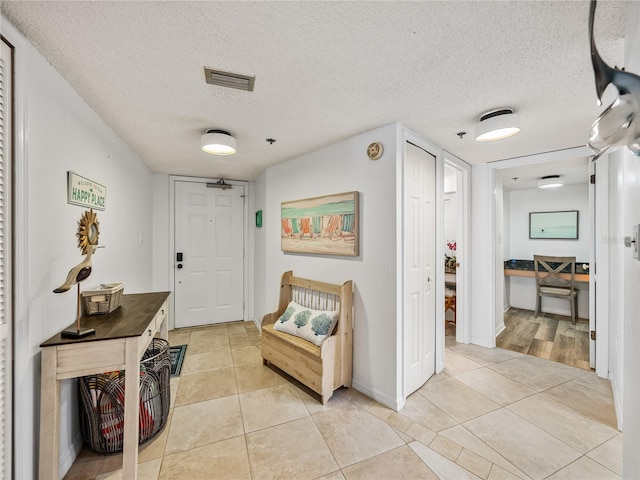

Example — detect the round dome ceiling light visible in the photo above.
[475,108,521,142]
[201,129,237,155]
[538,175,564,189]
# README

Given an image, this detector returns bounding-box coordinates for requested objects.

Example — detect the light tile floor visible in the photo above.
[64,322,622,480]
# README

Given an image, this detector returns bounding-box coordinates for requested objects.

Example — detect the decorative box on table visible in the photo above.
[82,283,124,315]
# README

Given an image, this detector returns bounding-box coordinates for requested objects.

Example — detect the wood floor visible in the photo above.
[497,307,590,370]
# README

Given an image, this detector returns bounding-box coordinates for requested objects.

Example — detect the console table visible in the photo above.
[39,291,170,480]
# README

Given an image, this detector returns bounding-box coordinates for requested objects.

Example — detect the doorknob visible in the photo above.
[177,264,183,269]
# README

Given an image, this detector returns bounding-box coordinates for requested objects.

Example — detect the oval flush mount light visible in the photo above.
[538,175,564,189]
[475,108,521,142]
[201,129,236,155]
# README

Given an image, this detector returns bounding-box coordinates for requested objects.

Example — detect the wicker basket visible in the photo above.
[79,338,171,455]
[82,283,124,315]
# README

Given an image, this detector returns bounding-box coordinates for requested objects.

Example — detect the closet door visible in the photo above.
[404,142,436,395]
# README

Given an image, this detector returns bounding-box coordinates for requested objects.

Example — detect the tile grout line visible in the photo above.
[454,424,533,480]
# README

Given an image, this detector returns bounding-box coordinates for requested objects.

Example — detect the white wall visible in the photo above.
[469,164,495,347]
[152,173,171,293]
[4,19,154,479]
[254,124,402,408]
[444,163,457,194]
[253,172,268,327]
[508,184,590,261]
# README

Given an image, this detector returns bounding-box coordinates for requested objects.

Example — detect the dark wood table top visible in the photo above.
[41,291,170,348]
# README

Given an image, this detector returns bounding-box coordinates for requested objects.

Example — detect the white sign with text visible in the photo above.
[67,172,106,210]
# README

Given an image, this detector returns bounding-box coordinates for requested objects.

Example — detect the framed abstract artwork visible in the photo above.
[529,210,579,239]
[281,191,359,256]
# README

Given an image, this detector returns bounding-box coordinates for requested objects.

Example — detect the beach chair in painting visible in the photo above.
[290,218,300,238]
[322,215,343,240]
[281,218,293,238]
[312,216,322,236]
[300,217,313,239]
[341,214,355,243]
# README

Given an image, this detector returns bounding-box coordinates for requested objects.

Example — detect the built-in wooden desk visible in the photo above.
[39,291,170,480]
[503,259,590,283]
[504,268,590,283]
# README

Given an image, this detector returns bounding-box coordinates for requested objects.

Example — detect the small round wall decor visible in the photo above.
[77,209,100,255]
[367,142,383,160]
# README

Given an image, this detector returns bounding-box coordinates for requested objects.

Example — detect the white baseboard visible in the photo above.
[59,432,84,480]
[470,336,494,349]
[351,379,403,412]
[610,376,624,432]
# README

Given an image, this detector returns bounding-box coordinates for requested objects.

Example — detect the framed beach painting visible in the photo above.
[529,210,579,239]
[281,191,359,256]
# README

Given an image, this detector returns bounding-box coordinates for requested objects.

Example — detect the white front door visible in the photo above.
[174,181,244,327]
[404,142,436,395]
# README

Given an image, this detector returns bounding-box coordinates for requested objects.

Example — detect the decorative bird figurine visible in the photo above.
[588,0,640,160]
[53,245,95,294]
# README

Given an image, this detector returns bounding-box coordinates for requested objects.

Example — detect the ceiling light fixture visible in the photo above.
[538,175,564,189]
[201,130,236,155]
[475,108,521,142]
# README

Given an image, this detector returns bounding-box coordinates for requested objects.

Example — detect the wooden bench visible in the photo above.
[261,271,353,404]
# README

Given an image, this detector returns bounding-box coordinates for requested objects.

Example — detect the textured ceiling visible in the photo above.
[0,0,631,181]
[497,155,590,191]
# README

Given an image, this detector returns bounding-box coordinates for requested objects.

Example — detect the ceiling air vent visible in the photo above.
[204,67,255,92]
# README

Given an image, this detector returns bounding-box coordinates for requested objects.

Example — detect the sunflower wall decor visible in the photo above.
[77,209,100,254]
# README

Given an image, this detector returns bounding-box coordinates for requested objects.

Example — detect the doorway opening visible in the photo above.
[442,152,470,350]
[444,163,458,347]
[491,151,598,372]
